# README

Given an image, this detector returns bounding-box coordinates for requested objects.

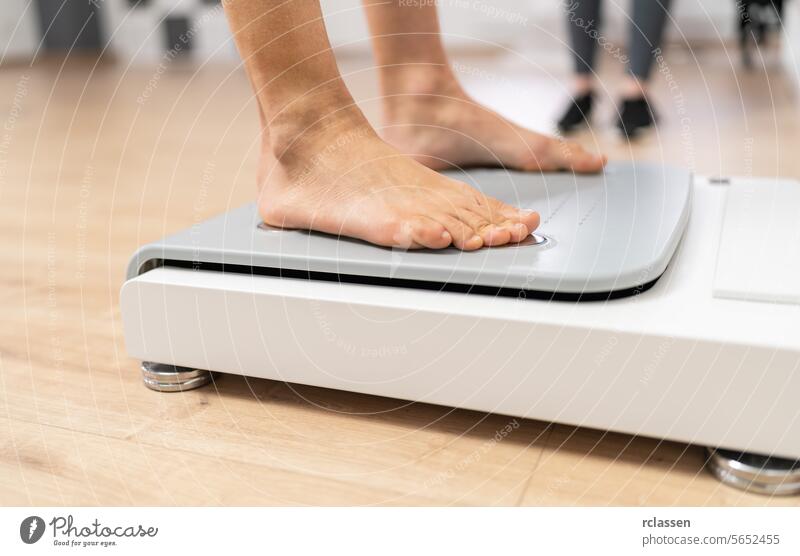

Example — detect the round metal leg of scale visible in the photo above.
[706,448,800,496]
[141,362,213,393]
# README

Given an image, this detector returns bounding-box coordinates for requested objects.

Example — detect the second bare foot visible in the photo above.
[381,68,607,172]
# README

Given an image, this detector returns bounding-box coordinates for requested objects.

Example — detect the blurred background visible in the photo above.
[2,1,796,151]
[2,1,798,149]
[3,1,798,75]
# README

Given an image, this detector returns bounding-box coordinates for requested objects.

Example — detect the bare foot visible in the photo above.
[381,70,608,172]
[258,110,540,250]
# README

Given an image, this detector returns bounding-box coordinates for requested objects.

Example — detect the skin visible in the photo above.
[574,73,648,98]
[224,0,607,250]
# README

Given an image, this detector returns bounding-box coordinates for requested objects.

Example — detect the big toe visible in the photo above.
[523,137,606,174]
[394,215,453,249]
[495,200,541,237]
[570,146,607,173]
[556,140,607,173]
[518,209,540,233]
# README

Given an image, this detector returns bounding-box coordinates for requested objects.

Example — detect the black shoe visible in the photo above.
[557,92,593,133]
[617,97,656,138]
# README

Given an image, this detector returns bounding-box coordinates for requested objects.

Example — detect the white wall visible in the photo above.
[98,0,240,63]
[92,0,739,64]
[324,0,738,52]
[0,0,40,61]
[324,0,532,51]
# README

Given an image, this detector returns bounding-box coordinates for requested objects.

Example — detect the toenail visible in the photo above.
[441,231,452,240]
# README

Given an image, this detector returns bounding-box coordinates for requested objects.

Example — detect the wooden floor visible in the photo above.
[1,44,799,506]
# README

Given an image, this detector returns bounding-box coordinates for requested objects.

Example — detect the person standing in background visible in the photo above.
[558,0,673,137]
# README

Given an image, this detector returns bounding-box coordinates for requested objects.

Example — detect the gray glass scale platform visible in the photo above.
[128,161,692,299]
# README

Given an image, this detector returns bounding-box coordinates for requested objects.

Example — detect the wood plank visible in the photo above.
[519,424,800,506]
[0,416,432,506]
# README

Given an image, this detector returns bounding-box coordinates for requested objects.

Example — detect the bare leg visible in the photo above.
[621,75,648,99]
[573,74,595,96]
[224,0,539,249]
[363,0,606,172]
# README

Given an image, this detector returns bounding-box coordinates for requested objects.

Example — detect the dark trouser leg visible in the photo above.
[566,0,603,75]
[628,0,673,79]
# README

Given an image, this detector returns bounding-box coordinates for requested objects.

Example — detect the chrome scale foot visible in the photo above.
[706,448,800,496]
[141,362,213,393]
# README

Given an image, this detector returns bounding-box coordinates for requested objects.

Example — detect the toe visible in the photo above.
[521,136,606,174]
[553,139,607,173]
[492,201,541,238]
[455,208,513,247]
[516,209,541,233]
[433,213,484,251]
[484,200,540,242]
[462,195,534,246]
[489,206,530,242]
[498,220,531,243]
[567,143,607,173]
[400,216,452,249]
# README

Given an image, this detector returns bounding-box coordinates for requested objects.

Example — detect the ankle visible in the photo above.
[621,75,648,99]
[380,65,463,120]
[381,63,457,95]
[266,100,374,166]
[573,75,594,97]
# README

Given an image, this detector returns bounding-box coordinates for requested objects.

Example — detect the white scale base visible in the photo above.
[121,176,800,495]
